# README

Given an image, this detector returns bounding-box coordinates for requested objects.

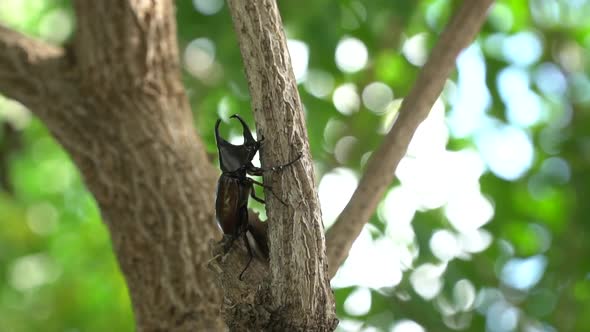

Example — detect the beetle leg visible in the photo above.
[239,233,254,281]
[246,163,264,176]
[247,152,302,174]
[221,234,237,254]
[250,179,287,206]
[249,184,266,204]
[268,152,303,171]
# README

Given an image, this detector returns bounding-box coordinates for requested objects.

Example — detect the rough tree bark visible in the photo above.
[1,2,225,331]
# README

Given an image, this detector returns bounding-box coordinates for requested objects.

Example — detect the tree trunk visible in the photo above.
[1,1,224,330]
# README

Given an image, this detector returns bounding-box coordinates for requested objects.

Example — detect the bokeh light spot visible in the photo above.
[391,320,425,332]
[27,202,59,236]
[343,287,372,316]
[287,39,309,83]
[488,3,514,32]
[402,33,428,66]
[333,83,360,115]
[453,279,476,311]
[557,41,585,73]
[304,69,335,98]
[9,253,62,291]
[192,0,224,15]
[458,229,493,254]
[475,123,534,181]
[430,229,460,262]
[410,263,446,300]
[502,31,543,66]
[334,136,358,164]
[332,227,404,289]
[534,63,567,96]
[39,9,73,43]
[318,168,358,227]
[335,37,368,73]
[184,38,219,82]
[0,97,31,129]
[501,255,547,290]
[541,157,571,184]
[447,44,491,138]
[486,302,519,332]
[497,66,545,128]
[445,191,494,232]
[362,82,393,114]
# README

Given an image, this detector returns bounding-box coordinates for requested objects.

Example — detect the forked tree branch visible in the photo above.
[0,25,74,116]
[325,0,495,278]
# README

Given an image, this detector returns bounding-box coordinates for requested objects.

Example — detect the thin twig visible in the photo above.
[325,0,495,278]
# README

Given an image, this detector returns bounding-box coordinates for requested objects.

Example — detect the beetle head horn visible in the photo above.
[215,118,232,147]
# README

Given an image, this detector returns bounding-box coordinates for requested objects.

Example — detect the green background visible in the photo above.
[1,0,589,331]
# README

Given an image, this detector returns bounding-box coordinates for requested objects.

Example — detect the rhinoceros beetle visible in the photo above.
[214,114,301,280]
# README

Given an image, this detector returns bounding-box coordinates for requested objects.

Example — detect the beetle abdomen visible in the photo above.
[215,174,250,236]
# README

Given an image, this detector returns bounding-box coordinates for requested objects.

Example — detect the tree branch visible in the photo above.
[325,0,495,278]
[0,25,74,116]
[225,0,337,330]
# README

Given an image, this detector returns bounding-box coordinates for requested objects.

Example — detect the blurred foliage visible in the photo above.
[1,0,590,331]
